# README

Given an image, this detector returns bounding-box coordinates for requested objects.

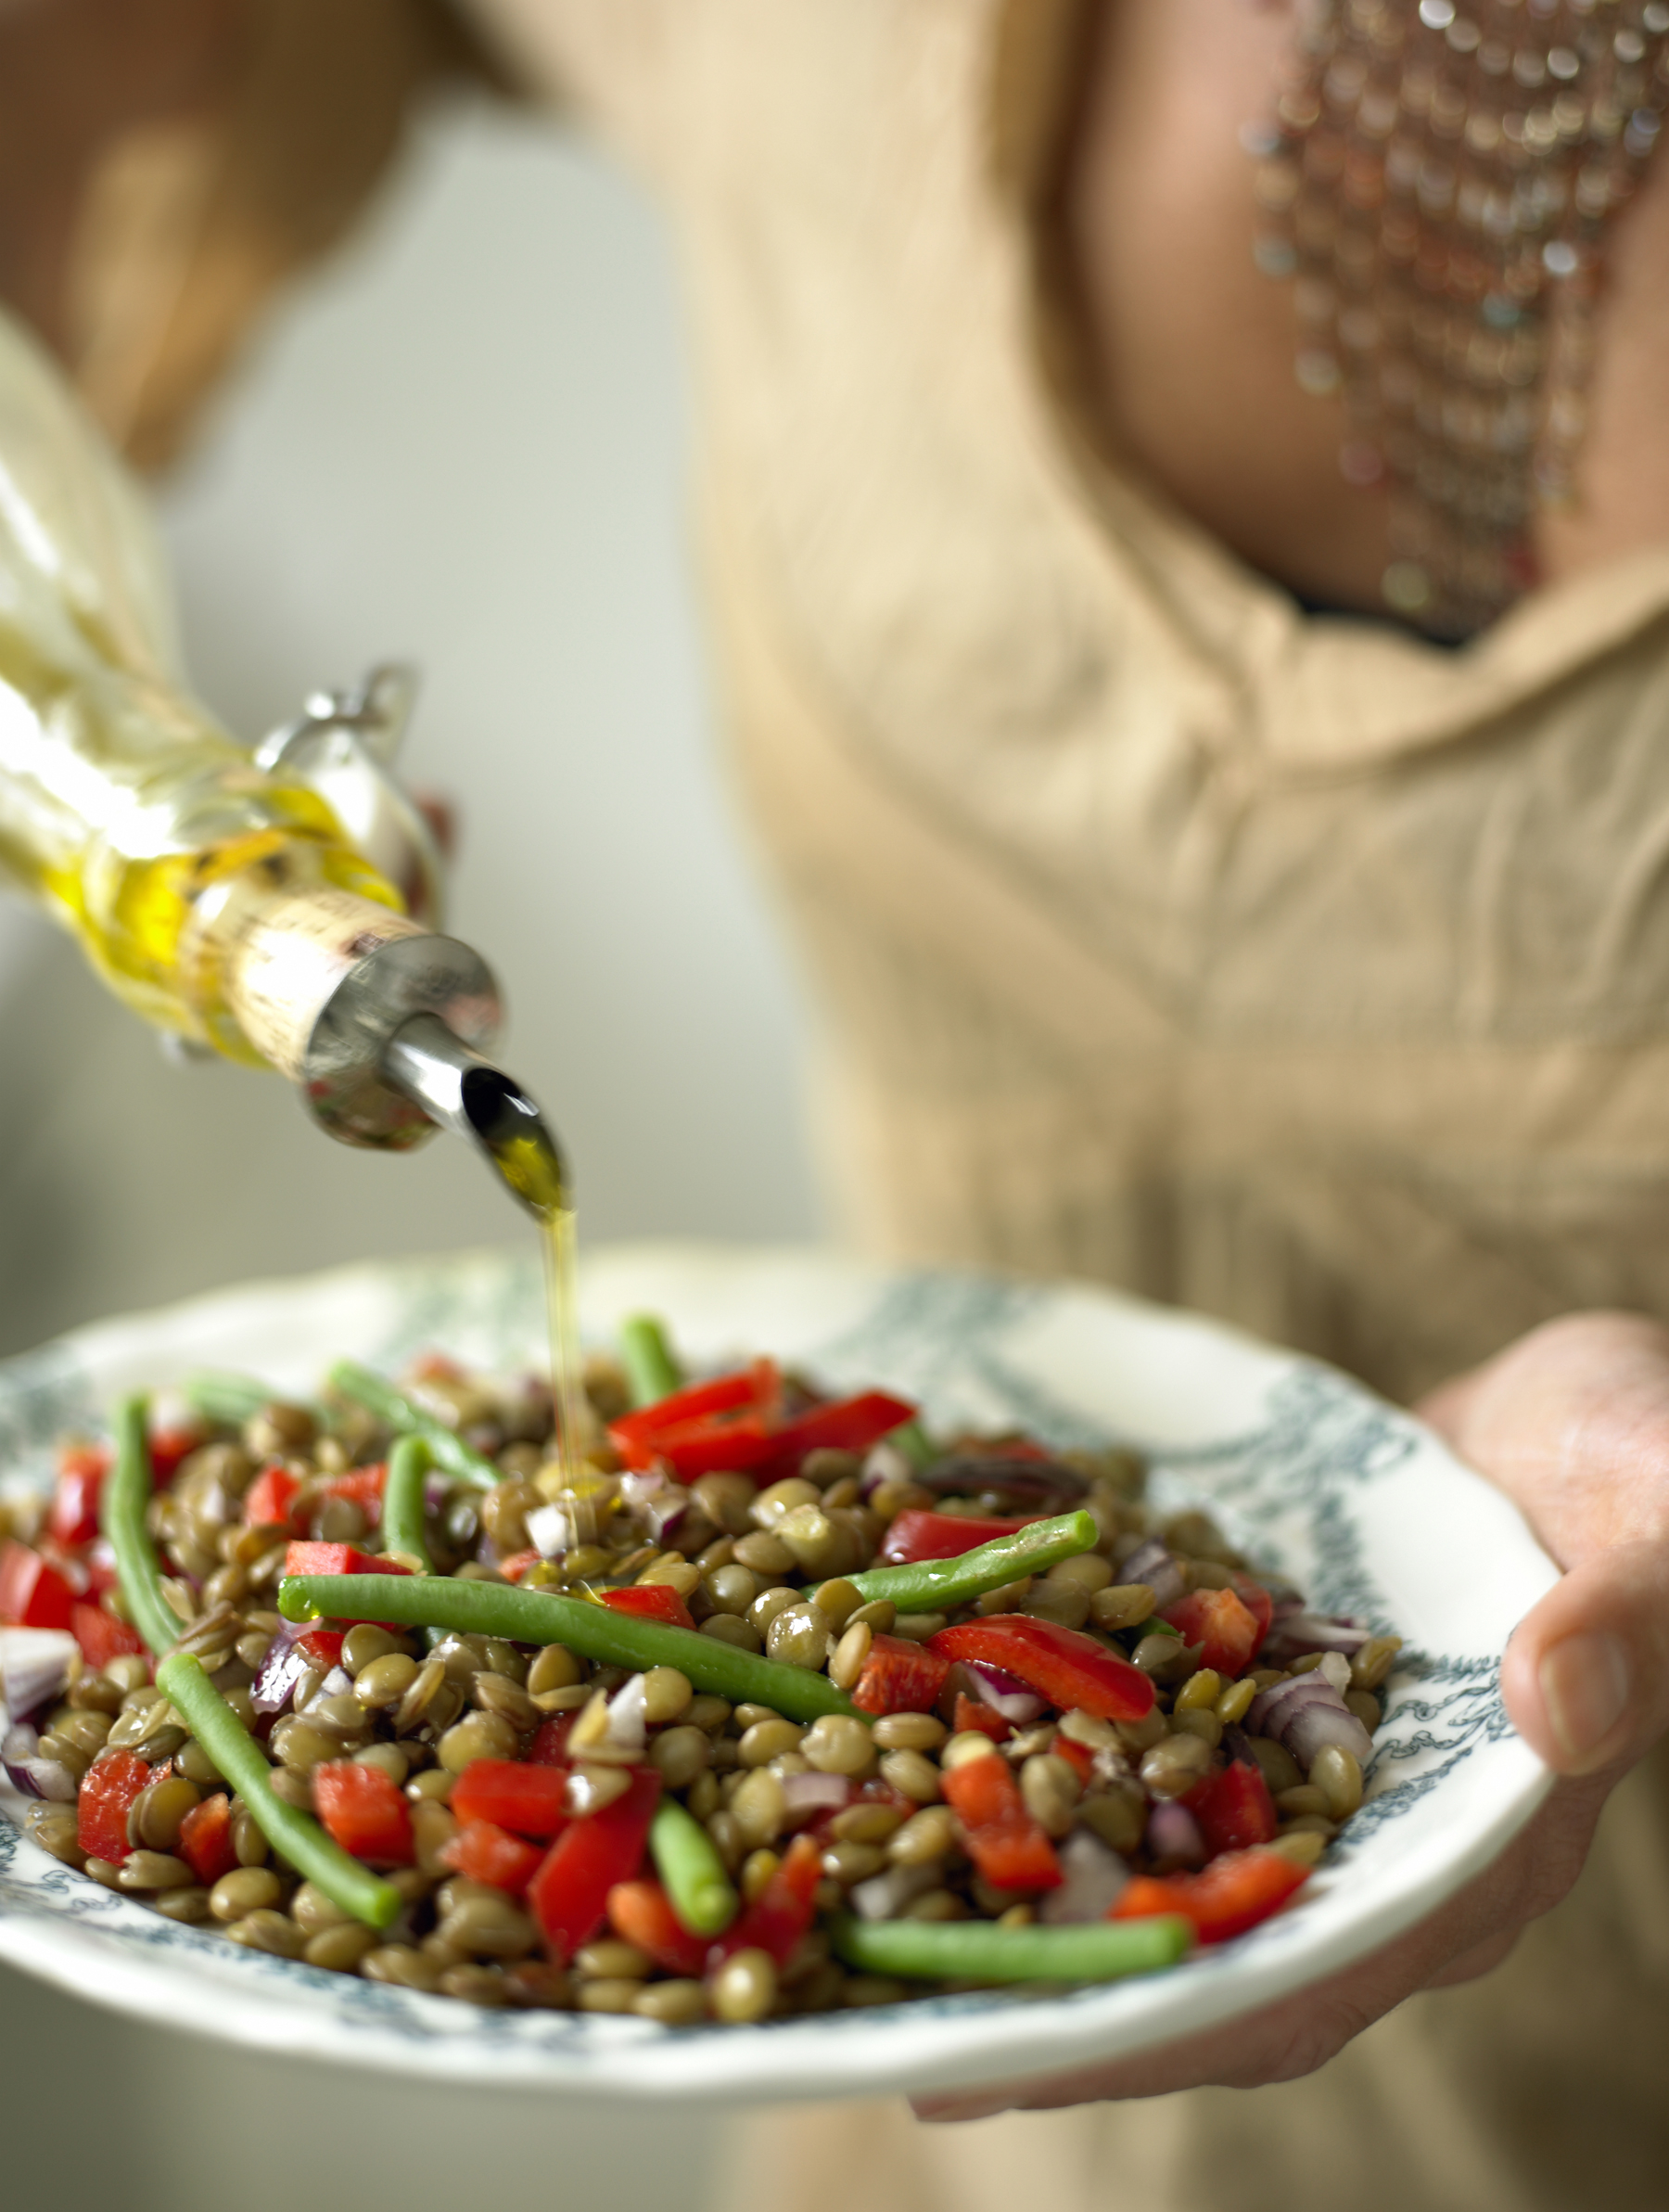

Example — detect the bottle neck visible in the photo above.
[187,863,503,1149]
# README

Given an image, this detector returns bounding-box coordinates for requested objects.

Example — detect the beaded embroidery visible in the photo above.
[1248,0,1669,635]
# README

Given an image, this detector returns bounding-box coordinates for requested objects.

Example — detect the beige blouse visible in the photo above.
[453,0,1669,1419]
[46,2,1669,2204]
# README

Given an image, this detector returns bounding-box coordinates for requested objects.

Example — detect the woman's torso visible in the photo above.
[494,0,1669,1404]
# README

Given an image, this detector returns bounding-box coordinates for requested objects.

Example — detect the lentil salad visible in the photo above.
[0,1324,1402,2024]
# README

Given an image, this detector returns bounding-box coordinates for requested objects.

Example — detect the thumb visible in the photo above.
[1499,1541,1669,1776]
[1417,1311,1669,1780]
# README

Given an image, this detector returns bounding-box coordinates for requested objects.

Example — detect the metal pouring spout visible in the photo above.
[380,1012,568,1221]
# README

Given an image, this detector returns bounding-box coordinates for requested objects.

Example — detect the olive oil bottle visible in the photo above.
[0,305,585,1455]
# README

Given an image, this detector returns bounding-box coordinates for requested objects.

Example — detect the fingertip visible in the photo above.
[1503,1605,1633,1777]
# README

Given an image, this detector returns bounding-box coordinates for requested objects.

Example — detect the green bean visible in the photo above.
[277,1574,859,1724]
[650,1796,738,1937]
[381,1435,435,1573]
[834,1510,1100,1615]
[326,1360,500,1490]
[100,1394,185,1657]
[156,1655,401,1931]
[618,1315,683,1410]
[180,1373,277,1427]
[830,1910,1192,1983]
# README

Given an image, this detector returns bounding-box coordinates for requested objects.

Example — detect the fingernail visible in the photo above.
[1539,1631,1630,1765]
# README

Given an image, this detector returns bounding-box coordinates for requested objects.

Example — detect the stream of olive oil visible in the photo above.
[482,1125,586,1482]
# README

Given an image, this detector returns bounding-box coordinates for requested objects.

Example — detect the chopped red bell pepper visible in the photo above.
[0,1540,76,1631]
[878,1509,1040,1566]
[527,1713,578,1768]
[312,1762,414,1866]
[951,1693,1012,1744]
[495,1550,541,1584]
[708,1830,823,1967]
[1183,1759,1279,1859]
[851,1633,952,1716]
[753,1392,917,1481]
[1111,1846,1308,1944]
[147,1427,201,1486]
[243,1464,302,1531]
[1160,1585,1265,1678]
[318,1464,387,1524]
[281,1543,411,1628]
[70,1601,146,1672]
[177,1792,238,1886]
[607,1877,710,1975]
[76,1746,153,1863]
[608,1362,914,1482]
[600,1583,696,1634]
[607,1367,770,1474]
[49,1429,190,1546]
[939,1747,1062,1891]
[48,1444,112,1548]
[440,1818,544,1896]
[282,1541,410,1580]
[452,1758,571,1838]
[928,1616,1156,1723]
[250,1626,345,1712]
[529,1768,660,1961]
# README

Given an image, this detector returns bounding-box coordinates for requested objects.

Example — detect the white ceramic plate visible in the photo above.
[0,1242,1555,2103]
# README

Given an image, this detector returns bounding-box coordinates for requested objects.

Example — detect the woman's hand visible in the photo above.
[915,1311,1669,2121]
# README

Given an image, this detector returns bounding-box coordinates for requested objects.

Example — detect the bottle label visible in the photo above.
[224,887,426,1079]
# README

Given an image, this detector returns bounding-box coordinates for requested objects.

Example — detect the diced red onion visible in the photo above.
[251,1621,312,1715]
[860,1441,914,1497]
[302,1667,354,1710]
[1120,1540,1185,1612]
[1039,1830,1129,1924]
[1246,1672,1323,1736]
[1248,1675,1373,1773]
[619,1472,688,1545]
[3,1720,42,1795]
[1284,1695,1374,1773]
[914,1454,1089,1506]
[850,1860,942,1923]
[605,1674,646,1755]
[1146,1799,1208,1869]
[1261,1612,1370,1663]
[958,1659,1049,1726]
[3,1722,78,1803]
[647,1494,689,1543]
[525,1502,572,1560]
[780,1771,851,1827]
[0,1628,79,1725]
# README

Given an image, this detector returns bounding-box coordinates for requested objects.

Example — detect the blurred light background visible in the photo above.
[0,90,825,2208]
